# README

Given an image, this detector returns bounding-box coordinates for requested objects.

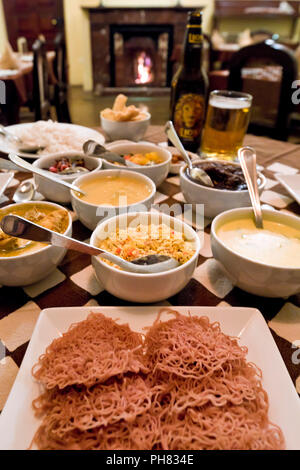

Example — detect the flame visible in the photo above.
[135,52,153,85]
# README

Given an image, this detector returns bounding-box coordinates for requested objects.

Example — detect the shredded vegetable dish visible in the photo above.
[97,224,196,268]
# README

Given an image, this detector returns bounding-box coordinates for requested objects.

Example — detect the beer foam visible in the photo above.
[209,95,251,110]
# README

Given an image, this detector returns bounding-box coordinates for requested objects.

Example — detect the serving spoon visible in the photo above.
[0,215,180,274]
[238,146,264,229]
[0,125,45,155]
[8,154,87,197]
[165,121,214,187]
[83,140,127,165]
[83,140,153,168]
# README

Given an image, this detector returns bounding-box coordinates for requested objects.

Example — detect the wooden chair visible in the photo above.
[228,39,298,141]
[53,33,71,123]
[32,38,51,121]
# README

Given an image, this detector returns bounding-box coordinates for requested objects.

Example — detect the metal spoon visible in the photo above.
[0,125,45,155]
[238,146,264,229]
[83,140,126,165]
[83,140,151,168]
[8,154,87,197]
[0,215,180,274]
[0,158,30,172]
[13,180,35,203]
[165,121,214,187]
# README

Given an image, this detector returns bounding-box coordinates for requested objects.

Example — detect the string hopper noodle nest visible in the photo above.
[31,310,285,450]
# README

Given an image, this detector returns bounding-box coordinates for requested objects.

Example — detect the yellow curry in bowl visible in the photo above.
[0,203,69,258]
[109,152,163,167]
[77,173,153,206]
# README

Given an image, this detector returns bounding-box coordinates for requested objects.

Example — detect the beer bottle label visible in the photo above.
[174,93,205,142]
[187,31,203,45]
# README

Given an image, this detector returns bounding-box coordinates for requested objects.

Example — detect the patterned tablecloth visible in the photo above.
[0,126,300,412]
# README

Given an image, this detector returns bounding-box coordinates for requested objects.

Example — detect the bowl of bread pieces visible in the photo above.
[100,94,151,142]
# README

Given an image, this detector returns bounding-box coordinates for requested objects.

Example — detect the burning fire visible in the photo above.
[135,52,154,85]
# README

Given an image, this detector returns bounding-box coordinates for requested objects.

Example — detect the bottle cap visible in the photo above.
[188,10,203,26]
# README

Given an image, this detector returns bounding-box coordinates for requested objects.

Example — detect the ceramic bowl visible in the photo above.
[101,112,151,142]
[211,207,300,298]
[158,145,199,175]
[0,201,72,287]
[90,211,201,303]
[71,169,156,231]
[32,152,102,204]
[103,141,172,188]
[180,159,266,219]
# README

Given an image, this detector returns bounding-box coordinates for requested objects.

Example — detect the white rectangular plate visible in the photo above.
[0,306,299,450]
[276,173,300,206]
[0,172,13,199]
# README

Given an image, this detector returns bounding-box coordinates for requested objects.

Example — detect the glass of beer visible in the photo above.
[201,90,253,161]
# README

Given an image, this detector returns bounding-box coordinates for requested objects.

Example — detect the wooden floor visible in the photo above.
[68,86,171,128]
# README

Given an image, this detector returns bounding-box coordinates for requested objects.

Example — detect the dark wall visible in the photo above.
[3,0,64,50]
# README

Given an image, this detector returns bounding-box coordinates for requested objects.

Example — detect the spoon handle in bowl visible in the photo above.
[238,146,264,229]
[0,215,156,273]
[165,121,193,171]
[1,214,101,255]
[83,140,125,164]
[9,154,87,196]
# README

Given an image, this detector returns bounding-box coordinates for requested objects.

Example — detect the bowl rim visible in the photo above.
[71,169,157,208]
[180,159,266,194]
[0,201,72,260]
[90,211,201,278]
[100,111,151,125]
[32,153,103,181]
[104,141,172,169]
[167,148,199,172]
[211,207,300,271]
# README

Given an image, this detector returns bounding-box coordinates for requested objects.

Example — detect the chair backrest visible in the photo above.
[228,39,298,140]
[32,38,51,121]
[203,34,214,73]
[53,32,71,123]
[54,32,68,85]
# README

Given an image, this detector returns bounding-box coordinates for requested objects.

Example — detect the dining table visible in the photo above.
[0,125,299,414]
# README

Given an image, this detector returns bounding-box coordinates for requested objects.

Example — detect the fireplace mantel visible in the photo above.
[83,6,191,12]
[80,1,190,10]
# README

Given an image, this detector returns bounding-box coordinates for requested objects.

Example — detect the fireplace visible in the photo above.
[110,25,174,87]
[86,6,190,91]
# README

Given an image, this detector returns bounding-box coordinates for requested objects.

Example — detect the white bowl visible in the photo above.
[71,169,156,231]
[104,141,172,188]
[101,112,151,142]
[0,201,72,287]
[211,207,300,298]
[90,211,201,303]
[32,152,103,204]
[180,160,266,219]
[160,145,199,175]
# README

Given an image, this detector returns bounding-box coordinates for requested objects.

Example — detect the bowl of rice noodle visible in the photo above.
[90,211,200,303]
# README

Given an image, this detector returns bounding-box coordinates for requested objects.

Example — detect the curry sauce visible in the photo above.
[0,204,69,258]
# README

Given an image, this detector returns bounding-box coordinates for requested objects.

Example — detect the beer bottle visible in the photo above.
[170,10,208,153]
